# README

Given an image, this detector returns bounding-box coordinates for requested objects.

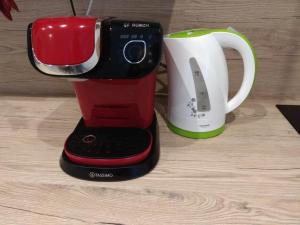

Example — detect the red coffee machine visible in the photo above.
[27,17,162,181]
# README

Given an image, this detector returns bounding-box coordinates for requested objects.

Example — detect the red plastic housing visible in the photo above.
[32,17,96,65]
[73,72,156,129]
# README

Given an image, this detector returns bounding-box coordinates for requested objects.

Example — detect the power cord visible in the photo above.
[69,0,94,16]
[86,0,94,15]
[69,0,76,16]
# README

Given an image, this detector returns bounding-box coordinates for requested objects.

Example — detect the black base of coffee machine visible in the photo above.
[60,113,159,181]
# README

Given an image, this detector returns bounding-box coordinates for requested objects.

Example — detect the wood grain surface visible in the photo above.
[0,0,300,98]
[0,1,300,224]
[0,95,299,225]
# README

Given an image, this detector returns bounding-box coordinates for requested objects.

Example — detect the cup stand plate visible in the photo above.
[60,114,160,181]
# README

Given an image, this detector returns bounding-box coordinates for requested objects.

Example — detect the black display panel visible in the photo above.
[87,19,163,79]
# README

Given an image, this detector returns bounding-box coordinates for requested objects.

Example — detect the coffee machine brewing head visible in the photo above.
[27,17,163,80]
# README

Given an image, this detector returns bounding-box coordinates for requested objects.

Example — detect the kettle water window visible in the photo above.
[189,58,211,112]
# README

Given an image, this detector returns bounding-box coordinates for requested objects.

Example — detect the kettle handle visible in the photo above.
[212,29,257,113]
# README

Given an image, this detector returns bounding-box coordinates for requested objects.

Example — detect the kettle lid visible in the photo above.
[166,28,231,39]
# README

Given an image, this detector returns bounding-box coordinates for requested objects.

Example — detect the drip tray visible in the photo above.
[65,123,152,160]
[60,115,159,181]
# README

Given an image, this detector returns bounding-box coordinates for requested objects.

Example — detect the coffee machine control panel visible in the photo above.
[90,19,163,79]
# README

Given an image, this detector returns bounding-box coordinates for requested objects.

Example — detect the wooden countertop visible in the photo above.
[0,96,299,225]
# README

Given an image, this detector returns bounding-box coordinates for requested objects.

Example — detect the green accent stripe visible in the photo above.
[166,27,258,109]
[167,122,225,139]
[167,28,222,38]
[166,28,257,77]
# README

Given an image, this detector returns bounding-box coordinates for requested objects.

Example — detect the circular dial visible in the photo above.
[123,40,146,64]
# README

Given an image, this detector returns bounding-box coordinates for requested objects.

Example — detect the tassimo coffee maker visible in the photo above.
[27,17,163,181]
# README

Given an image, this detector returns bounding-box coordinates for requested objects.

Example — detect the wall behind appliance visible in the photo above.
[0,0,299,99]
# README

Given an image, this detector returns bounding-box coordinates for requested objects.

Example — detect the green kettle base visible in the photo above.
[167,122,225,139]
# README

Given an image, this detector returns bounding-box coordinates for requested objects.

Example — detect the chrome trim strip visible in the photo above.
[32,20,101,76]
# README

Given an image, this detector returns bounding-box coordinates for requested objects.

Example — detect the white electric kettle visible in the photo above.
[164,28,256,138]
